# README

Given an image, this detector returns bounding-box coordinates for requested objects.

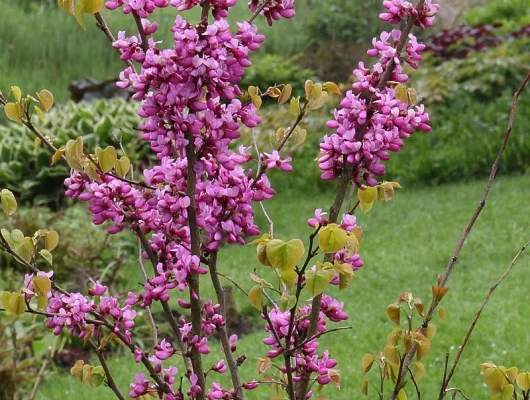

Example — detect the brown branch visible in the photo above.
[388,67,530,400]
[29,354,49,400]
[439,240,530,398]
[208,252,244,399]
[249,0,269,24]
[132,11,149,53]
[94,12,136,71]
[88,340,126,400]
[183,130,206,398]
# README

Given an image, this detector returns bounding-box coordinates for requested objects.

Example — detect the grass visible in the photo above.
[0,1,311,105]
[36,172,530,399]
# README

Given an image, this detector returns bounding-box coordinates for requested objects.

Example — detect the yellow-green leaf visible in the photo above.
[248,285,263,310]
[58,0,74,13]
[358,186,378,204]
[278,84,292,105]
[265,239,305,271]
[289,96,300,116]
[81,0,104,13]
[394,84,408,103]
[396,389,407,400]
[516,372,530,391]
[318,223,347,253]
[52,147,66,165]
[70,360,85,381]
[280,268,298,290]
[383,345,400,367]
[386,303,400,325]
[90,366,105,387]
[323,82,342,95]
[11,86,22,102]
[1,292,25,316]
[39,249,53,266]
[305,268,334,297]
[256,242,272,267]
[96,146,118,173]
[4,102,23,123]
[115,156,131,178]
[37,90,54,112]
[65,138,85,171]
[1,229,24,249]
[45,230,59,251]
[74,2,86,29]
[359,201,373,214]
[361,353,374,373]
[1,189,17,216]
[360,378,369,396]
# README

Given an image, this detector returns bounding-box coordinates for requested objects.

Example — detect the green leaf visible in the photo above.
[265,239,305,271]
[289,96,300,116]
[1,229,24,249]
[1,189,17,216]
[81,0,104,14]
[278,292,297,312]
[96,146,117,174]
[305,268,334,297]
[248,285,263,310]
[39,249,53,266]
[90,366,105,387]
[318,223,347,253]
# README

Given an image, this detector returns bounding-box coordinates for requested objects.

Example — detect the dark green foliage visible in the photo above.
[0,98,148,206]
[0,204,138,289]
[464,0,530,33]
[384,92,530,186]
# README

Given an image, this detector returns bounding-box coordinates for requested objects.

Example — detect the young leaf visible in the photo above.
[51,147,66,166]
[58,0,74,13]
[386,303,400,325]
[1,292,25,316]
[323,82,342,95]
[96,146,118,173]
[516,372,530,391]
[305,269,334,297]
[248,285,263,310]
[1,189,17,216]
[318,224,347,253]
[361,353,374,373]
[278,84,292,105]
[74,2,86,29]
[383,345,400,367]
[39,249,53,266]
[45,230,59,251]
[265,239,305,271]
[115,156,131,178]
[358,186,378,204]
[280,269,298,290]
[289,96,300,116]
[80,0,104,14]
[37,90,54,112]
[11,86,22,101]
[4,102,23,123]
[90,366,106,387]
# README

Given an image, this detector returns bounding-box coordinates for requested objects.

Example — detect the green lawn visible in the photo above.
[36,172,530,399]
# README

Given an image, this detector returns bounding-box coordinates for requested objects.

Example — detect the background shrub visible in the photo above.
[0,98,148,206]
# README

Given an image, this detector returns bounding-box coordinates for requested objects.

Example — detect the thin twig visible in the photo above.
[132,11,149,53]
[208,252,244,399]
[391,68,530,400]
[88,340,126,400]
[407,365,421,400]
[136,237,158,348]
[94,12,136,71]
[289,326,352,353]
[217,272,249,296]
[29,354,49,400]
[249,0,269,24]
[439,240,530,398]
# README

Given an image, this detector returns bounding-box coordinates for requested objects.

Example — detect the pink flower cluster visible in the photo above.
[248,0,295,26]
[262,295,347,390]
[318,1,437,187]
[380,0,439,29]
